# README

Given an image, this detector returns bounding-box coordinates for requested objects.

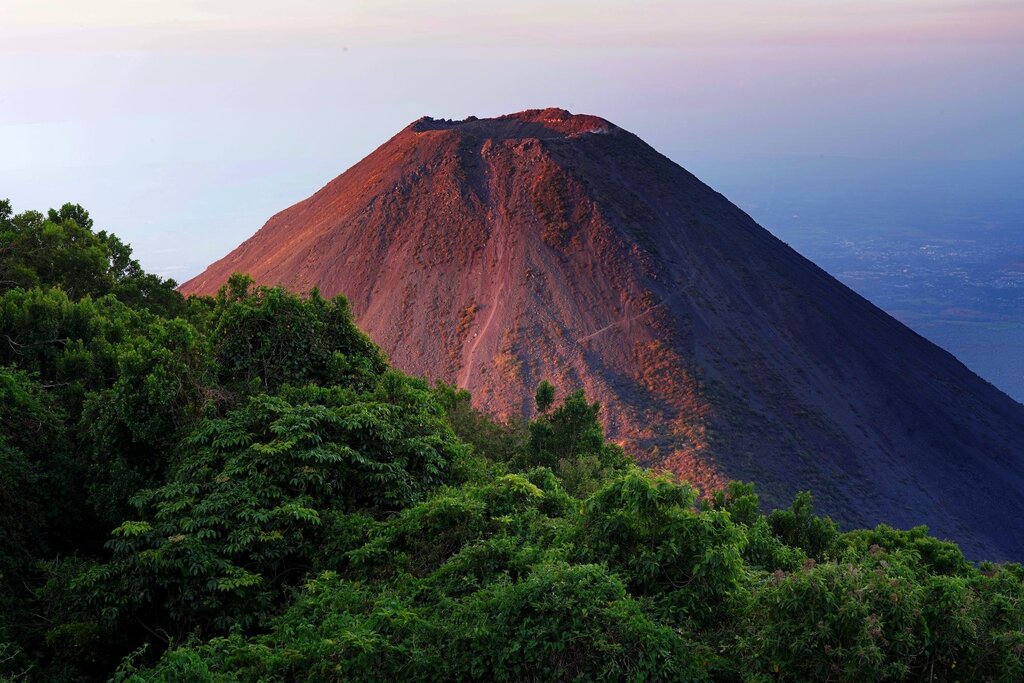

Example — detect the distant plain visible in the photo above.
[688,156,1024,403]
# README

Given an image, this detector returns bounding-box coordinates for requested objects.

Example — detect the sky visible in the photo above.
[2,0,1023,280]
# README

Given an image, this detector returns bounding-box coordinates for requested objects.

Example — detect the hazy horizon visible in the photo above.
[4,1,1023,275]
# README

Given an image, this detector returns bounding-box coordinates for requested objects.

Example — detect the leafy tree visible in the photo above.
[704,481,806,571]
[569,472,747,626]
[534,379,555,413]
[79,317,213,526]
[704,480,759,526]
[208,274,387,393]
[0,367,71,576]
[526,389,604,466]
[434,382,526,470]
[521,388,629,495]
[739,552,925,680]
[0,286,143,414]
[837,524,970,577]
[341,470,567,583]
[768,490,839,559]
[0,199,183,316]
[0,367,79,680]
[0,287,189,536]
[76,378,466,644]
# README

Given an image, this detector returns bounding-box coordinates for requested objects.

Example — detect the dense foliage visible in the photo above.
[1,200,1022,682]
[0,200,183,317]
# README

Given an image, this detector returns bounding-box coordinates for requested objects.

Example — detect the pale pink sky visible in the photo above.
[2,0,1022,278]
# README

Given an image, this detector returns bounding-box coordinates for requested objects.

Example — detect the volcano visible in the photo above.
[181,108,1024,559]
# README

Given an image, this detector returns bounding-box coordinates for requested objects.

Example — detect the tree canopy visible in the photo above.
[0,200,1021,682]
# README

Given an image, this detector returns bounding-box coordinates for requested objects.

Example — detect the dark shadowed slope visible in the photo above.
[181,109,1024,560]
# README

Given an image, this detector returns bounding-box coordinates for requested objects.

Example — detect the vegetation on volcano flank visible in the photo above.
[0,200,1022,681]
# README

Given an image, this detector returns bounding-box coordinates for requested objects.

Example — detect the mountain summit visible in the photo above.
[181,108,1024,559]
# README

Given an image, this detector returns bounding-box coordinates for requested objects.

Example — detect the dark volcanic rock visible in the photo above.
[181,108,1024,560]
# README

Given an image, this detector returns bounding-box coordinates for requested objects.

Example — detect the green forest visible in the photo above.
[1,199,1022,681]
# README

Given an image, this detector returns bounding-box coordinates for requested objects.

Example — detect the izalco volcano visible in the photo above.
[182,108,1024,559]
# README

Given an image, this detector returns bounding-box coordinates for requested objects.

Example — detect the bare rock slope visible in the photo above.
[182,109,1024,559]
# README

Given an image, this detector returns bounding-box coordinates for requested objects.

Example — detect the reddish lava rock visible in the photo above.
[182,108,1024,560]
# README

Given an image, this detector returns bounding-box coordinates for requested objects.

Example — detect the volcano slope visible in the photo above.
[182,108,1024,560]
